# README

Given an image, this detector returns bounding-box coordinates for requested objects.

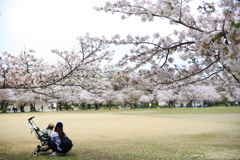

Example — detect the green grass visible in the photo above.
[99,106,240,115]
[2,106,240,115]
[71,106,240,115]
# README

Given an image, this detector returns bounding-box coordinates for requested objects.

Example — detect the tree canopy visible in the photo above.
[0,0,239,108]
[95,0,240,91]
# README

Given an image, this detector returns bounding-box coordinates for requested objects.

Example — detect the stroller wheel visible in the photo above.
[32,151,38,156]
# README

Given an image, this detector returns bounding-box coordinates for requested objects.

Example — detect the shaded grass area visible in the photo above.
[1,133,240,160]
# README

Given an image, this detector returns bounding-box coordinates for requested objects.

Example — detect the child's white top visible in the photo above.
[51,131,62,151]
[42,128,51,137]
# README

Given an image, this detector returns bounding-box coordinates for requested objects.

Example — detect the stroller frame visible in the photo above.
[28,116,50,156]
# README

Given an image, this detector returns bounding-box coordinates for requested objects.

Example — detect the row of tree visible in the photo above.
[1,79,239,112]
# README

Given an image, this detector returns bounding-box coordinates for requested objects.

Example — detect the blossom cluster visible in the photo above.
[0,33,114,91]
[95,0,240,90]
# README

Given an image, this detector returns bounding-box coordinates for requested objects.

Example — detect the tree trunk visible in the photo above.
[65,103,69,110]
[0,102,4,111]
[1,101,8,113]
[30,102,37,112]
[81,103,85,110]
[107,104,111,110]
[59,102,62,111]
[20,104,25,112]
[189,100,193,108]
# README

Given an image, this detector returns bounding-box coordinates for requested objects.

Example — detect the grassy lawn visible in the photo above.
[107,106,240,114]
[0,107,240,160]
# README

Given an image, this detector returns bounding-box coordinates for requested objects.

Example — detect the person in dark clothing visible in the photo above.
[48,122,65,156]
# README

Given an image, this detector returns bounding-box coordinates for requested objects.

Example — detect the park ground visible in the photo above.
[0,107,240,160]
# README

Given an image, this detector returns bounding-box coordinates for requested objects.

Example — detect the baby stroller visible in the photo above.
[28,116,50,156]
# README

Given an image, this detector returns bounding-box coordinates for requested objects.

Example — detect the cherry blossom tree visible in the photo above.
[0,89,41,112]
[0,89,15,112]
[111,90,128,106]
[77,90,94,103]
[0,50,50,89]
[0,33,116,109]
[139,94,153,103]
[154,89,178,107]
[120,87,145,107]
[0,34,114,93]
[96,0,240,91]
[177,84,221,107]
[235,88,240,102]
[153,83,221,107]
[34,77,113,110]
[218,87,240,105]
[100,90,121,109]
[14,89,42,112]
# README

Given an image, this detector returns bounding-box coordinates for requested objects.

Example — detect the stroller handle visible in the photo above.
[28,116,35,121]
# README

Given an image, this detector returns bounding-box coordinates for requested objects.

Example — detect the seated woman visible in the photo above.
[48,122,65,156]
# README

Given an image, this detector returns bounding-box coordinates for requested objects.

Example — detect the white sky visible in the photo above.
[0,0,176,64]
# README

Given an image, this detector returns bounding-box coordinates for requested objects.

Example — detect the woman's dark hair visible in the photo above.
[55,122,65,137]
